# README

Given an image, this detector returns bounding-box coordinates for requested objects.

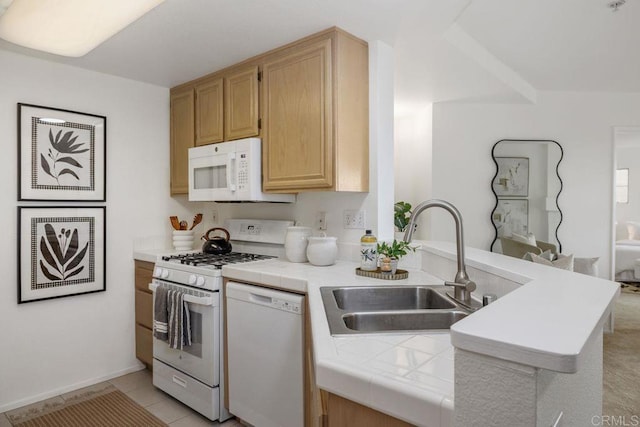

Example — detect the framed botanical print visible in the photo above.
[492,157,529,197]
[18,103,106,201]
[492,199,529,238]
[18,206,106,303]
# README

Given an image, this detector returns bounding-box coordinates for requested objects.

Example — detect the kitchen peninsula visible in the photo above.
[217,241,620,427]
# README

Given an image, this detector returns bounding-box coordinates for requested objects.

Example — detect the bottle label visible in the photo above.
[360,242,377,271]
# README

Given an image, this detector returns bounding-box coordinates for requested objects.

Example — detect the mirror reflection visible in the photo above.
[490,139,563,254]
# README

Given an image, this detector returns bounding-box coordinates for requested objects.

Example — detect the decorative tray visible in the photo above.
[355,268,409,280]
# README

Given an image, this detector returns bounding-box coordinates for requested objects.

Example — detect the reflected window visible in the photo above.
[616,169,629,204]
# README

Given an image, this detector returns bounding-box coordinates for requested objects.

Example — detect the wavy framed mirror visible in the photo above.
[490,139,564,254]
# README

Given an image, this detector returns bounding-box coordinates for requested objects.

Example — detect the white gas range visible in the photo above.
[149,219,293,422]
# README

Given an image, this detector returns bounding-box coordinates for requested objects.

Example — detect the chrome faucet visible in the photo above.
[403,199,479,309]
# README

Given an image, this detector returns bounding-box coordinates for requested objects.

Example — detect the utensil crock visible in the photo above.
[285,226,312,263]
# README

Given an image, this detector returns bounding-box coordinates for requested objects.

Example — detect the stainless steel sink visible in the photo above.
[331,286,456,311]
[342,310,468,333]
[320,285,472,335]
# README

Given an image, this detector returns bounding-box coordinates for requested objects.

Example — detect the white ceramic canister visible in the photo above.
[172,230,194,251]
[285,226,312,263]
[306,235,338,266]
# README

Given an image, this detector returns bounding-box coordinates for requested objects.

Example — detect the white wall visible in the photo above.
[394,105,433,239]
[0,39,394,410]
[432,92,640,279]
[0,50,207,411]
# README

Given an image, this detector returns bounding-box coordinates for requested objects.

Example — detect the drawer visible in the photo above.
[154,358,219,421]
[135,324,153,367]
[135,261,154,293]
[135,289,153,329]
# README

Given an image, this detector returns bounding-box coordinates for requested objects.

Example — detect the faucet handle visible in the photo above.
[444,279,476,292]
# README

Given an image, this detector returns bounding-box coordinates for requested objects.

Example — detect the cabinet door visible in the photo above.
[134,261,155,368]
[262,39,333,191]
[195,78,224,145]
[135,324,153,367]
[224,66,259,141]
[170,88,195,195]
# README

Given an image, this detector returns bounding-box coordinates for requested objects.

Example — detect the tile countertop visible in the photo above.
[423,242,620,374]
[220,259,455,427]
[134,240,621,427]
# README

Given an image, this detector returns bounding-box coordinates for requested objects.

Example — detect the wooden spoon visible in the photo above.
[170,216,180,230]
[179,220,188,230]
[190,213,203,230]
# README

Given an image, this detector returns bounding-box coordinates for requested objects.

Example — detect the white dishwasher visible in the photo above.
[226,281,305,427]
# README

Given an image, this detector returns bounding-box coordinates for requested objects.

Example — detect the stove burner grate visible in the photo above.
[162,252,275,268]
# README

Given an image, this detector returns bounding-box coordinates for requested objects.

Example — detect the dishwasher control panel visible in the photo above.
[272,298,301,313]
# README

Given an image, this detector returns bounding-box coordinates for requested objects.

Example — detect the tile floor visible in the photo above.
[0,369,242,426]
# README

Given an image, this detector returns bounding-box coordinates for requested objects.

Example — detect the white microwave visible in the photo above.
[188,138,295,203]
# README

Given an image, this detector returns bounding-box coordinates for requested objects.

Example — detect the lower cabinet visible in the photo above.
[134,260,155,368]
[325,392,414,427]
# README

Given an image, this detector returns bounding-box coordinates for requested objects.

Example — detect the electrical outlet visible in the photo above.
[211,210,218,224]
[316,212,327,230]
[343,209,366,229]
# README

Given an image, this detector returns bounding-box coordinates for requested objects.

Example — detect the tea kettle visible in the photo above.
[201,227,233,254]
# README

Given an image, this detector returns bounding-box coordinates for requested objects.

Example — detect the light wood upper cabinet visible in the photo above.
[262,29,369,192]
[195,77,224,146]
[170,87,195,195]
[169,27,368,196]
[225,66,259,141]
[263,39,332,190]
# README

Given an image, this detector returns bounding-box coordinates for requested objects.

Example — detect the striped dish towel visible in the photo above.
[168,290,192,350]
[153,285,168,341]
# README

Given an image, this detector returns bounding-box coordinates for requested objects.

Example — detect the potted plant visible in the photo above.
[394,201,413,239]
[377,239,416,274]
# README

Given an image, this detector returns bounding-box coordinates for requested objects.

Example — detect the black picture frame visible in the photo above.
[18,103,106,201]
[18,206,106,304]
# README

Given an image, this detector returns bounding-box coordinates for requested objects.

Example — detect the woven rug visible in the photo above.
[8,385,167,427]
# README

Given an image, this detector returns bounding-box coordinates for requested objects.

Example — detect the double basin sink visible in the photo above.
[320,285,471,335]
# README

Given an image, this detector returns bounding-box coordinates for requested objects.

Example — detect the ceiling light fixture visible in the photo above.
[0,0,14,17]
[608,0,626,12]
[0,0,164,57]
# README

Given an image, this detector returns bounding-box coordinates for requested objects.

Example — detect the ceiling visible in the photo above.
[0,0,638,105]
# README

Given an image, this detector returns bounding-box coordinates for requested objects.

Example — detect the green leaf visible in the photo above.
[58,168,80,180]
[57,157,82,168]
[40,260,62,281]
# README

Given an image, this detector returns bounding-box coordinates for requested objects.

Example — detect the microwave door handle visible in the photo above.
[227,152,237,192]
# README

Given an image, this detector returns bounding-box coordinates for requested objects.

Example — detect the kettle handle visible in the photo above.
[202,227,231,242]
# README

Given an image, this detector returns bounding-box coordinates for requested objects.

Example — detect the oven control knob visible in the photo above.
[188,274,197,285]
[154,267,162,277]
[196,276,205,287]
[161,269,169,279]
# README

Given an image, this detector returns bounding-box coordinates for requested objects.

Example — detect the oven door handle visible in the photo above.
[148,282,215,306]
